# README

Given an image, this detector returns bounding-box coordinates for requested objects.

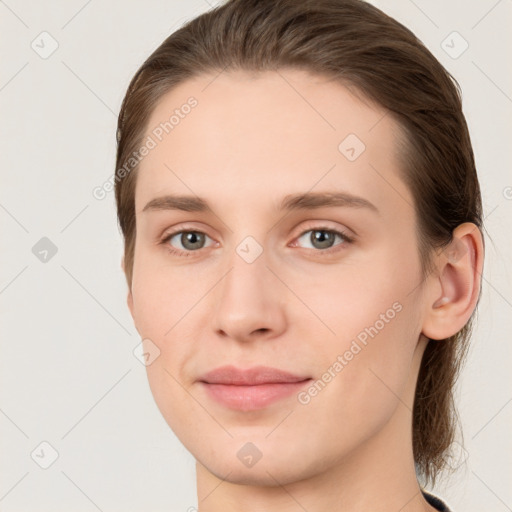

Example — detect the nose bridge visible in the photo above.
[211,234,286,340]
[220,236,274,310]
[220,218,274,294]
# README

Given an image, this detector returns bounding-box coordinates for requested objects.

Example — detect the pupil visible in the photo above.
[183,232,203,249]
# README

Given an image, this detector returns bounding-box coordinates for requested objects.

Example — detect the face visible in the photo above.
[127,69,429,485]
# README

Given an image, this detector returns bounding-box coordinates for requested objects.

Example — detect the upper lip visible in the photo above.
[198,365,311,385]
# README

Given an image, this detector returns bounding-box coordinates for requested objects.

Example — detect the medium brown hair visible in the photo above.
[114,0,483,485]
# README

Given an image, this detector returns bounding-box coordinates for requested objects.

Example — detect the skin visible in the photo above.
[123,69,483,512]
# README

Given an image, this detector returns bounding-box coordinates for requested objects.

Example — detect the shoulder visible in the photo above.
[422,489,453,512]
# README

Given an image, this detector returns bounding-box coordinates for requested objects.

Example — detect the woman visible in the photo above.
[114,1,484,510]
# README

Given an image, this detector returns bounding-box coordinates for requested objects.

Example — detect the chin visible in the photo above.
[191,432,330,488]
[199,454,311,487]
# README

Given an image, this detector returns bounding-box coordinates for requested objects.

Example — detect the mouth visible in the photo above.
[197,365,312,411]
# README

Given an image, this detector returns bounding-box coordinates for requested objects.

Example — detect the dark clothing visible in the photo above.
[422,489,452,511]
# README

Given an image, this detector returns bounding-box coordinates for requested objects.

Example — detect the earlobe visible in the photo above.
[422,222,484,340]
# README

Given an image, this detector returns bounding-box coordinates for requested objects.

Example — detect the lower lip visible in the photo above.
[200,380,311,411]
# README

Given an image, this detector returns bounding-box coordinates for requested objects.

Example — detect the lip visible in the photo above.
[198,365,312,411]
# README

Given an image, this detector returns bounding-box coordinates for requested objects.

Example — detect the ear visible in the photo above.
[121,256,134,318]
[421,222,484,340]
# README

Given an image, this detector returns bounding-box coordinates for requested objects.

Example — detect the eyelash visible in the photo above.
[160,225,355,258]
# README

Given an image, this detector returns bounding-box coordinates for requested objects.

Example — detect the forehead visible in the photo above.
[135,69,411,217]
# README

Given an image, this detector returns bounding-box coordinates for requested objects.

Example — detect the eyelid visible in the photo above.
[159,222,213,241]
[160,220,356,256]
[160,221,354,242]
[292,220,356,240]
[160,225,216,247]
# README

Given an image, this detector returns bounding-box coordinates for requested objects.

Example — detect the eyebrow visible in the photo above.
[142,191,379,214]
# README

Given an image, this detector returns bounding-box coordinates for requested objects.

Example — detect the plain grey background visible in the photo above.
[1,1,511,511]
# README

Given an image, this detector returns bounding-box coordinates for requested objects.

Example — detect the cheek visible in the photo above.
[338,300,418,397]
[293,297,420,461]
[296,248,419,352]
[130,255,203,396]
[130,253,200,340]
[297,248,422,417]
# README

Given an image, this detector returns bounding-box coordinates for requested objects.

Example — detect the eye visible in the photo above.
[294,227,354,253]
[161,230,216,257]
[160,225,354,258]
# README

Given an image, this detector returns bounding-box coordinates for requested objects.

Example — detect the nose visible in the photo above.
[211,245,288,344]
